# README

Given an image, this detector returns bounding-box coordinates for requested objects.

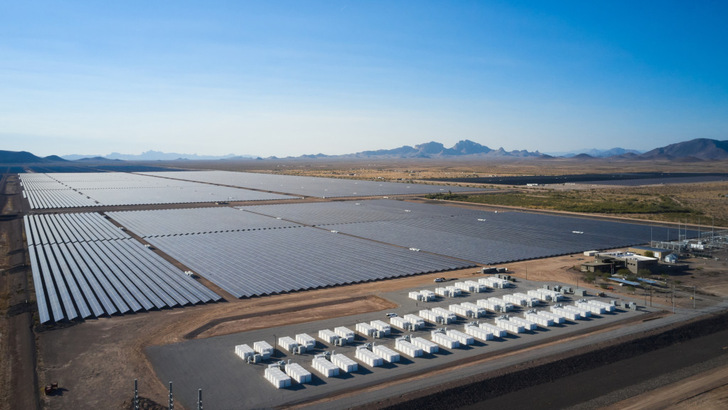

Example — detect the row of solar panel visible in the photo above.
[19,172,299,209]
[24,189,100,209]
[25,213,129,246]
[108,207,300,237]
[136,170,484,198]
[145,228,474,298]
[24,217,221,323]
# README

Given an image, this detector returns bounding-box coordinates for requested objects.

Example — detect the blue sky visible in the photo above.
[1,1,727,157]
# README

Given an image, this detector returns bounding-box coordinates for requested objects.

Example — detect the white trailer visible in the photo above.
[355,347,383,367]
[395,338,424,358]
[295,333,316,351]
[318,329,342,345]
[331,353,358,373]
[284,362,312,384]
[253,341,274,360]
[312,356,339,378]
[409,291,423,301]
[356,322,376,338]
[523,311,553,327]
[373,345,400,363]
[434,287,448,297]
[277,337,299,352]
[411,336,439,354]
[234,344,255,361]
[431,330,459,349]
[334,326,355,343]
[537,310,565,324]
[432,307,457,324]
[464,324,493,341]
[495,317,525,334]
[370,320,391,336]
[404,314,426,330]
[264,365,291,389]
[479,322,507,338]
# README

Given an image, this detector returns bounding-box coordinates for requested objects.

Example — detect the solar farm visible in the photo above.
[21,171,688,323]
[13,169,713,409]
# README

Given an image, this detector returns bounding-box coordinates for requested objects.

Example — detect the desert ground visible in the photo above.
[1,158,727,409]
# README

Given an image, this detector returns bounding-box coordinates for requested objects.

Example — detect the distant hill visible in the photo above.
[328,140,545,159]
[62,150,252,161]
[0,150,68,163]
[639,138,728,160]
[75,156,122,162]
[555,147,642,158]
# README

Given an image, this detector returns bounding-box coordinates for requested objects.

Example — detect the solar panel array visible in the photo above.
[145,228,474,298]
[108,207,300,237]
[238,199,693,265]
[321,207,692,265]
[137,170,484,198]
[24,213,221,323]
[237,199,470,226]
[20,174,101,209]
[19,172,297,209]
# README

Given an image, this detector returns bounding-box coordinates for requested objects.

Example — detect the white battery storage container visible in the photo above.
[334,326,355,343]
[395,338,423,358]
[411,336,439,354]
[373,345,400,363]
[370,320,391,335]
[264,365,291,389]
[464,324,493,341]
[285,362,312,384]
[355,347,383,367]
[331,353,358,373]
[312,356,339,378]
[431,331,459,349]
[253,341,274,360]
[295,333,316,351]
[537,310,565,324]
[356,322,376,337]
[404,314,425,330]
[551,306,580,321]
[277,337,299,352]
[479,322,507,338]
[319,329,341,345]
[234,344,255,361]
[446,329,474,345]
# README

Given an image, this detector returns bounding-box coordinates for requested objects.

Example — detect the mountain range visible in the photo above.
[2,138,728,164]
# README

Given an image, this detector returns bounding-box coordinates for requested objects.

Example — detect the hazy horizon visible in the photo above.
[2,1,727,157]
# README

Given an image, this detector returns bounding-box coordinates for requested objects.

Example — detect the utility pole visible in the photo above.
[693,286,696,309]
[133,379,139,410]
[169,381,174,410]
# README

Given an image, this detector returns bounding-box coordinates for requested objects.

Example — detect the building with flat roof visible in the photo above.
[581,251,658,274]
